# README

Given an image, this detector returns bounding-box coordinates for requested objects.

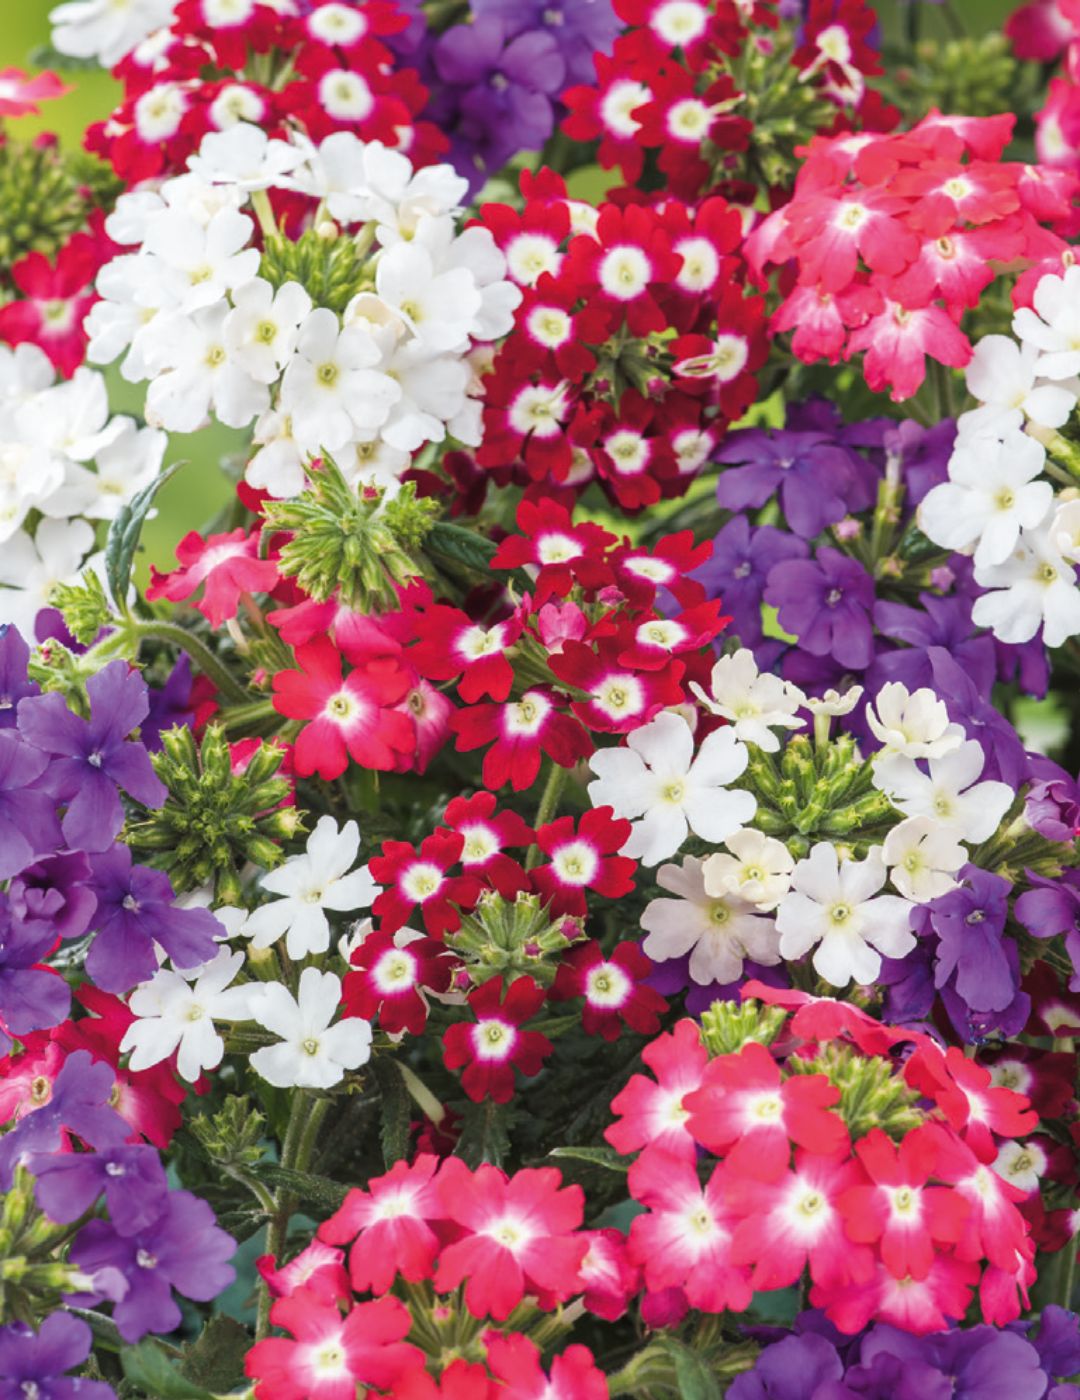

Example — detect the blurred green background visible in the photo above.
[0,0,1024,573]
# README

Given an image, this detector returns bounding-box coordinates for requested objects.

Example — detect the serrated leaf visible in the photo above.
[455,1098,512,1169]
[548,1145,630,1173]
[427,521,530,591]
[105,461,185,608]
[252,1163,348,1209]
[371,1056,411,1167]
[179,1316,251,1392]
[121,1340,217,1399]
[658,1338,723,1400]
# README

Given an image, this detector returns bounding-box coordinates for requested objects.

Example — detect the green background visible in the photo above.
[0,0,1025,573]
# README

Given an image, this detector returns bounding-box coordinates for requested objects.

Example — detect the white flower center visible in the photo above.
[552,840,600,886]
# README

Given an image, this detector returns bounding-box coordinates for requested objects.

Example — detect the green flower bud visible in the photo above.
[700,999,788,1056]
[447,891,584,986]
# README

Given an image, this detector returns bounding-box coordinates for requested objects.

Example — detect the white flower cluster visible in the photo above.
[121,816,380,1089]
[593,657,1015,991]
[49,0,178,69]
[0,345,166,635]
[88,124,522,498]
[919,265,1080,648]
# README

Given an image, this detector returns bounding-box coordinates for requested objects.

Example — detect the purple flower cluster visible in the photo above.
[398,0,620,192]
[729,1309,1080,1400]
[0,1312,116,1399]
[0,629,220,1051]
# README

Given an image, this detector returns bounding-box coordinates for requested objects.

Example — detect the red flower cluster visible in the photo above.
[87,0,443,186]
[561,0,881,201]
[747,111,1077,398]
[608,988,1043,1335]
[246,1155,613,1397]
[476,172,767,508]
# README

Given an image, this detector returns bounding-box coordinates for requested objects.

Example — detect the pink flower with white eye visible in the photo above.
[319,1154,444,1295]
[256,1240,349,1305]
[628,1148,753,1314]
[606,1018,708,1163]
[535,601,588,655]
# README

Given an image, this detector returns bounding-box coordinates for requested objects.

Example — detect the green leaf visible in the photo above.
[548,1145,631,1174]
[252,1163,349,1209]
[105,461,185,609]
[455,1098,512,1169]
[657,1338,723,1400]
[371,1056,411,1167]
[427,521,531,591]
[179,1316,251,1393]
[29,42,105,71]
[121,1340,218,1399]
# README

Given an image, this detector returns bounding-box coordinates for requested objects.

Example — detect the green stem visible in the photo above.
[126,620,250,705]
[525,761,570,870]
[255,1096,331,1341]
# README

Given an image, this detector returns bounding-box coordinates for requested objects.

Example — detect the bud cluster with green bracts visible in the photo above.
[738,732,896,857]
[0,1169,90,1328]
[789,1041,923,1140]
[259,226,374,315]
[446,891,585,987]
[124,725,303,904]
[0,138,120,272]
[699,998,789,1057]
[262,460,439,613]
[51,571,113,648]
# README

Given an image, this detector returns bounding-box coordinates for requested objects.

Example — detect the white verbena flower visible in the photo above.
[775,842,915,988]
[144,304,269,433]
[803,686,865,718]
[701,829,795,911]
[882,815,966,904]
[280,306,399,454]
[243,816,379,961]
[0,519,95,636]
[187,122,304,192]
[120,949,254,1083]
[49,0,174,68]
[250,967,372,1089]
[1012,264,1080,380]
[225,278,313,384]
[690,648,806,752]
[960,333,1077,433]
[972,522,1080,647]
[872,740,1013,845]
[865,681,965,760]
[918,428,1052,569]
[587,709,756,866]
[641,856,781,986]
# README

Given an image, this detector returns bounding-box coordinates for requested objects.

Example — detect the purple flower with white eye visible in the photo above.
[765,548,876,670]
[0,1049,128,1189]
[0,731,62,881]
[470,0,620,85]
[0,626,38,730]
[8,852,97,944]
[17,660,166,854]
[30,1143,169,1237]
[695,516,808,647]
[0,1312,115,1399]
[870,592,996,697]
[0,893,71,1056]
[70,1190,236,1343]
[918,867,1015,1013]
[714,427,861,539]
[84,846,220,994]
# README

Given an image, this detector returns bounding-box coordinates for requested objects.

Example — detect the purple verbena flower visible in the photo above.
[694,517,808,647]
[0,1049,128,1189]
[1016,871,1080,991]
[0,893,71,1056]
[870,592,996,697]
[764,547,876,670]
[847,1323,1047,1400]
[9,853,97,944]
[142,655,196,753]
[0,731,63,882]
[727,1331,843,1400]
[84,845,220,994]
[920,867,1015,1014]
[30,1143,169,1237]
[17,661,166,854]
[714,427,862,538]
[70,1190,236,1343]
[471,0,620,85]
[0,1313,115,1400]
[0,626,38,730]
[926,647,1030,790]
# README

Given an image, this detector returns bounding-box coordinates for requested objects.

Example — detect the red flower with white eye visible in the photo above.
[552,940,666,1039]
[450,688,593,793]
[547,639,684,734]
[565,205,680,336]
[478,373,576,481]
[0,232,104,378]
[342,929,455,1036]
[617,600,731,671]
[562,51,651,184]
[433,1159,587,1320]
[369,831,482,938]
[903,1042,1037,1158]
[491,500,616,604]
[271,637,414,781]
[391,674,454,776]
[813,1252,981,1336]
[575,1227,641,1322]
[485,1335,609,1400]
[408,604,522,703]
[442,793,533,899]
[148,528,280,628]
[531,808,636,918]
[479,193,571,289]
[606,1018,709,1163]
[514,276,612,381]
[608,530,712,608]
[441,977,553,1104]
[628,1148,754,1314]
[319,1154,444,1295]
